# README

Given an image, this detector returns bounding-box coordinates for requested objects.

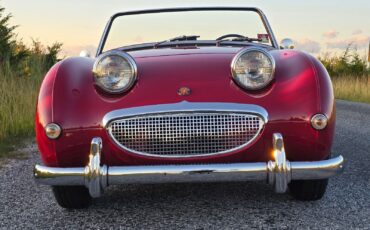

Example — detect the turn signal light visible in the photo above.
[311,114,328,130]
[45,123,62,139]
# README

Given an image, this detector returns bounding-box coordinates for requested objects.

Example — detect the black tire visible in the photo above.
[288,179,328,201]
[52,186,92,209]
[289,154,331,201]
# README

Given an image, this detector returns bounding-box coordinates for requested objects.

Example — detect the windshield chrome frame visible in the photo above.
[96,7,279,57]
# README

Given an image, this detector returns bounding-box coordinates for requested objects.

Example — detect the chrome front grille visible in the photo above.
[108,112,264,158]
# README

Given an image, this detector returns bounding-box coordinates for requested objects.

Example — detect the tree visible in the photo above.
[0,5,17,64]
[0,4,30,70]
[45,42,62,69]
[319,44,369,77]
[0,3,63,77]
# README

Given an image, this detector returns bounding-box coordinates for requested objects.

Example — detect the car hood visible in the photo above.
[127,46,250,58]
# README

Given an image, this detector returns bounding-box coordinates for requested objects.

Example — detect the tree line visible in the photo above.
[319,45,369,77]
[0,5,62,77]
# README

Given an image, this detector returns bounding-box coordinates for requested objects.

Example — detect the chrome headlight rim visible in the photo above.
[93,50,138,94]
[231,47,276,91]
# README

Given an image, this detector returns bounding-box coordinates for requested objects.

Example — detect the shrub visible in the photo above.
[319,44,369,77]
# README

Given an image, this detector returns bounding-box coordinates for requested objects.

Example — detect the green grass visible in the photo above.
[0,57,46,153]
[332,75,370,104]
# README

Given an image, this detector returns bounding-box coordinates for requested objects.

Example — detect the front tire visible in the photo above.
[288,179,328,201]
[52,186,92,209]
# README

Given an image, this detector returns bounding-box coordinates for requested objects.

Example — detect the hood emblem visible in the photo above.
[178,87,191,96]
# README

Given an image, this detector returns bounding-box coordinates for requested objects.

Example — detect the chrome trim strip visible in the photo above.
[102,101,269,127]
[34,134,344,197]
[257,8,279,49]
[34,165,86,186]
[290,156,344,180]
[109,163,268,184]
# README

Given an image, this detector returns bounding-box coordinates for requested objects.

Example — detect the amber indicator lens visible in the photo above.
[45,123,62,139]
[311,114,328,130]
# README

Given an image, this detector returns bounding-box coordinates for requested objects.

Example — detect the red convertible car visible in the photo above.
[34,7,344,209]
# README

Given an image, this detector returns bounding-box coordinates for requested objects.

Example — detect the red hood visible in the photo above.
[127,46,254,58]
[50,45,323,132]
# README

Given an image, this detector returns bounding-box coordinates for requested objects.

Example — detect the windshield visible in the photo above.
[100,8,276,53]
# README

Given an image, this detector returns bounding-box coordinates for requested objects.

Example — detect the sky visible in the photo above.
[2,0,370,57]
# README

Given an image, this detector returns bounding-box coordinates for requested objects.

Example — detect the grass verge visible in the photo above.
[332,75,370,104]
[0,59,45,156]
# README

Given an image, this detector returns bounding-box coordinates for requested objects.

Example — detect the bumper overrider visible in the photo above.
[34,133,344,198]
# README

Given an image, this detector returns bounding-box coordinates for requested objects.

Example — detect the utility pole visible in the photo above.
[368,41,370,68]
[368,41,370,63]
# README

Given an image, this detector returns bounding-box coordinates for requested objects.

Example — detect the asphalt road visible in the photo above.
[0,100,369,229]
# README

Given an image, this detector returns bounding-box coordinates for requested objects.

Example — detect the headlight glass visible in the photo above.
[93,51,137,94]
[231,48,275,90]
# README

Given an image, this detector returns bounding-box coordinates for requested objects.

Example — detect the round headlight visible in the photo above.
[231,48,275,90]
[93,51,137,94]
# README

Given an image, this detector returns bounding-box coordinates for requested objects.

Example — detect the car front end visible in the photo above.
[33,7,344,208]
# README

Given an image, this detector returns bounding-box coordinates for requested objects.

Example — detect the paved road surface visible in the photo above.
[0,100,369,229]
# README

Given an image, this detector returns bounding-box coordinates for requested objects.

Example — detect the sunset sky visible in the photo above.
[2,0,369,57]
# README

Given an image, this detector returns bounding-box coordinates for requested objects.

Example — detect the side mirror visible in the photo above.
[280,38,295,49]
[79,50,91,58]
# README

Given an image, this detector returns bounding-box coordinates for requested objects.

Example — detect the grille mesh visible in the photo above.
[109,113,263,157]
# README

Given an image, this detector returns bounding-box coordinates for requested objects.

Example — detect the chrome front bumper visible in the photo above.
[34,133,344,198]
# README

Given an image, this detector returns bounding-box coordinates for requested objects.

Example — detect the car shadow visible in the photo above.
[91,181,295,210]
[49,177,339,228]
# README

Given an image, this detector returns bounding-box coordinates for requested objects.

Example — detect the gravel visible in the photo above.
[0,100,369,229]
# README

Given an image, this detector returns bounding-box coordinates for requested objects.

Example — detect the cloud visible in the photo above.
[326,34,370,49]
[61,45,97,57]
[352,29,363,35]
[295,39,321,53]
[323,30,339,39]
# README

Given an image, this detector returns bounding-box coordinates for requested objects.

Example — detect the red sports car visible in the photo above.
[34,7,344,209]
